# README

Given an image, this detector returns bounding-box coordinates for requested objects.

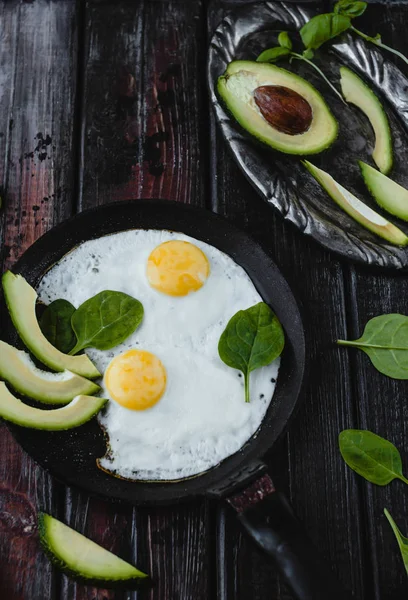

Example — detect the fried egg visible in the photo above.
[37,230,280,481]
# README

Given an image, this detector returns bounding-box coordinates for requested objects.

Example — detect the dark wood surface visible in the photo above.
[1,1,408,599]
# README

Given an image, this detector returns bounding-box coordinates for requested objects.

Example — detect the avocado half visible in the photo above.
[217,60,338,155]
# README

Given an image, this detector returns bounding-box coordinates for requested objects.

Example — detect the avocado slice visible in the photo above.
[359,161,408,222]
[217,60,338,155]
[2,272,100,379]
[0,341,99,405]
[304,161,408,246]
[0,383,107,430]
[38,513,149,586]
[340,66,393,175]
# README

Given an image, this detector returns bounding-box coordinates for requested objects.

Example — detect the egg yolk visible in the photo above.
[104,349,166,411]
[147,240,210,296]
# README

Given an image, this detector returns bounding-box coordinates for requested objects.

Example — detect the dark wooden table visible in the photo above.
[1,1,408,598]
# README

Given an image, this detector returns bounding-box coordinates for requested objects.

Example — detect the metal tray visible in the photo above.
[208,1,408,269]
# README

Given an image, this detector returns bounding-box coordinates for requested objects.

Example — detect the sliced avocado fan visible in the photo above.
[0,382,106,430]
[218,60,338,155]
[0,341,99,405]
[2,272,100,379]
[359,161,408,222]
[304,161,408,246]
[340,66,393,175]
[38,513,149,586]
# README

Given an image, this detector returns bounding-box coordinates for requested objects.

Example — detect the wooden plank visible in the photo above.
[63,2,211,599]
[341,5,408,599]
[208,1,366,598]
[80,0,206,208]
[0,1,79,599]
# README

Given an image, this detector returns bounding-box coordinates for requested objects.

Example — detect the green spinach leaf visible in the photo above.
[334,0,367,18]
[40,299,76,354]
[384,509,408,576]
[338,314,408,379]
[70,291,144,355]
[218,302,284,403]
[278,31,292,50]
[257,46,291,62]
[339,430,408,486]
[300,13,351,49]
[302,48,314,60]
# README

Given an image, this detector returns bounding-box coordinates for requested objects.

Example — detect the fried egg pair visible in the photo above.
[37,230,280,481]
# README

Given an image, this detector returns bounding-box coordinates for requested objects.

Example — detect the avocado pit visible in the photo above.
[254,85,313,136]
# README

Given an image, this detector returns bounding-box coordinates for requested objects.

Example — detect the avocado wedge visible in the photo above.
[0,383,106,430]
[0,341,99,405]
[340,66,393,175]
[359,161,408,222]
[218,60,338,155]
[2,272,100,379]
[38,513,149,587]
[304,161,408,246]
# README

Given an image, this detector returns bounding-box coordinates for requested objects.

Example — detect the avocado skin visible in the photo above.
[217,60,338,155]
[38,513,151,589]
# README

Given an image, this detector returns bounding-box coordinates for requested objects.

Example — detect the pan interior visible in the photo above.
[0,200,305,505]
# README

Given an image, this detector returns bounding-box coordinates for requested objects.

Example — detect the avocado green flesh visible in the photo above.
[340,66,393,175]
[38,513,148,582]
[360,161,408,222]
[304,161,408,246]
[2,272,100,379]
[0,383,107,430]
[218,60,338,155]
[0,341,99,404]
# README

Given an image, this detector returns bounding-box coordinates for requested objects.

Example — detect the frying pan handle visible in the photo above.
[226,473,350,600]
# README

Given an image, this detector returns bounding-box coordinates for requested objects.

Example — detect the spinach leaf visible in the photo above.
[300,13,351,50]
[218,302,284,403]
[70,291,144,355]
[338,314,408,379]
[339,430,408,486]
[334,0,367,18]
[257,47,291,63]
[278,31,292,50]
[302,48,314,60]
[40,299,76,354]
[384,509,408,576]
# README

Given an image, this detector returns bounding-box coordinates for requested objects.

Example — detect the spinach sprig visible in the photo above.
[339,429,408,577]
[384,509,408,576]
[40,291,144,356]
[258,0,408,104]
[339,429,408,486]
[300,0,408,67]
[338,314,408,379]
[218,302,284,403]
[257,31,345,102]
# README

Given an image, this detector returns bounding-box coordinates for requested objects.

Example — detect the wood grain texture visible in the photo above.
[208,2,366,598]
[0,1,79,599]
[60,2,211,600]
[80,0,207,208]
[2,0,408,599]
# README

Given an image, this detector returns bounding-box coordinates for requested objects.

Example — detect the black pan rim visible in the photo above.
[0,199,306,505]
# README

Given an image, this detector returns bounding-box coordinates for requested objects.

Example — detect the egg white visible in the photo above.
[37,230,280,481]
